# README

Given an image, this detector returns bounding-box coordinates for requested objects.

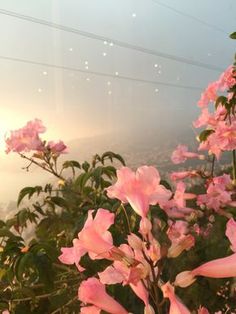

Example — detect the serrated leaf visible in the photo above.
[101,151,126,166]
[50,196,68,209]
[17,186,42,207]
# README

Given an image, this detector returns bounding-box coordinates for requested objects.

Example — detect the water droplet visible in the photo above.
[104,41,108,45]
[132,13,136,18]
[103,52,107,57]
[115,71,119,76]
[69,47,73,52]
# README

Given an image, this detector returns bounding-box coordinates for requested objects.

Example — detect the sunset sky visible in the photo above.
[0,0,235,203]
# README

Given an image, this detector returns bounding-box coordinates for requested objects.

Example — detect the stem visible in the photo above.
[233,150,236,184]
[50,296,77,314]
[120,204,132,234]
[210,154,215,178]
[20,154,65,180]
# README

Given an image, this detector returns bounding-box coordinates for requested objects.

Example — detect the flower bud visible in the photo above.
[174,271,196,288]
[127,233,143,250]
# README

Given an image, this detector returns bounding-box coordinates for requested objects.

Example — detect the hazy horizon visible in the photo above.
[0,0,235,203]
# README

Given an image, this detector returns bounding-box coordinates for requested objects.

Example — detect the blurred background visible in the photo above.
[0,0,235,210]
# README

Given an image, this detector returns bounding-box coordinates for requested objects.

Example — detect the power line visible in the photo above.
[151,0,228,34]
[0,8,225,72]
[0,54,203,91]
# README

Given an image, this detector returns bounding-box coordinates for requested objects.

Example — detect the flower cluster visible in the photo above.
[5,119,67,155]
[58,59,236,313]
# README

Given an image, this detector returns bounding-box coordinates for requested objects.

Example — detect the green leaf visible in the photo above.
[17,186,42,207]
[101,151,126,166]
[62,160,81,176]
[230,32,236,39]
[0,228,16,238]
[215,95,227,109]
[50,196,69,209]
[82,161,90,172]
[198,129,215,142]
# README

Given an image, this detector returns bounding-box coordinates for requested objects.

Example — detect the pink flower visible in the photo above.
[59,209,115,268]
[192,253,236,278]
[78,278,128,314]
[161,282,191,314]
[171,145,201,164]
[167,221,195,258]
[5,119,46,153]
[215,121,236,151]
[170,170,199,181]
[197,174,232,212]
[173,182,196,208]
[47,140,68,154]
[106,166,171,217]
[175,219,236,287]
[198,306,210,314]
[162,182,195,218]
[198,81,218,107]
[193,108,217,128]
[80,306,101,314]
[58,239,86,271]
[218,65,236,91]
[175,252,236,287]
[225,218,236,252]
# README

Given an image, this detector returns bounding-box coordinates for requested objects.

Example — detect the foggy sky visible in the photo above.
[0,0,235,202]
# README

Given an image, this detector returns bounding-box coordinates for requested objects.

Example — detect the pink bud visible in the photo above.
[78,278,128,314]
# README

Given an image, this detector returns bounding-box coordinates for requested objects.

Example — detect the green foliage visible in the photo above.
[0,151,127,313]
[230,31,236,39]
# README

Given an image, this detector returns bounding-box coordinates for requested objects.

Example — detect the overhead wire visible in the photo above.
[151,0,228,34]
[0,55,204,91]
[0,8,224,72]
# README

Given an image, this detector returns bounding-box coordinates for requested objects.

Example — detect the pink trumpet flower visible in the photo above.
[175,253,236,287]
[80,306,101,314]
[59,209,115,269]
[78,278,129,314]
[5,119,46,153]
[198,307,210,314]
[106,166,171,217]
[175,218,236,287]
[161,282,191,314]
[171,145,202,164]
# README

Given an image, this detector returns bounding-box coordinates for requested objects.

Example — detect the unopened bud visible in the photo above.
[175,270,196,288]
